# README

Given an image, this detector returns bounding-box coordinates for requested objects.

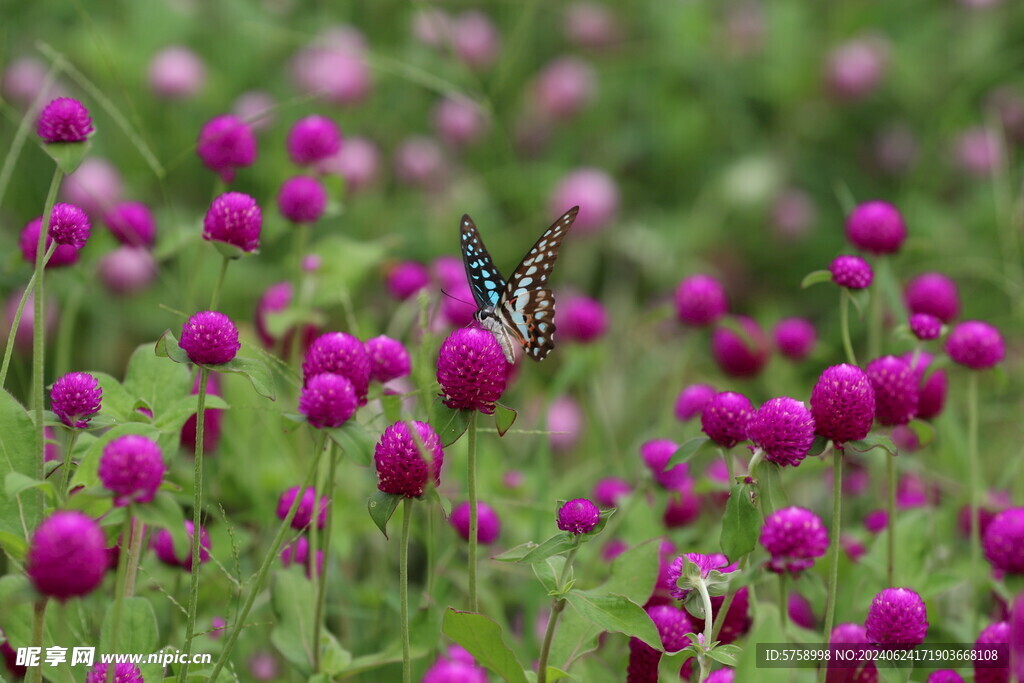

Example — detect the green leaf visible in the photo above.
[320,632,353,676]
[151,394,229,434]
[800,269,833,289]
[667,437,711,468]
[100,597,158,653]
[516,534,576,565]
[720,482,760,560]
[380,393,403,424]
[807,435,829,457]
[269,569,317,676]
[214,356,277,400]
[758,461,788,516]
[90,372,136,423]
[4,472,55,500]
[368,490,402,538]
[155,329,192,365]
[734,604,789,683]
[325,421,375,466]
[906,419,935,448]
[441,609,529,683]
[42,139,92,174]
[846,288,870,317]
[847,433,898,457]
[211,239,249,260]
[429,401,472,447]
[494,403,517,437]
[706,644,740,667]
[70,423,163,491]
[563,591,660,649]
[0,530,27,560]
[134,492,189,558]
[0,389,42,542]
[124,342,193,416]
[532,557,565,595]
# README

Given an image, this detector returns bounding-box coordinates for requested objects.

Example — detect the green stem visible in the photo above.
[711,555,746,642]
[58,428,81,503]
[109,509,133,679]
[467,411,479,612]
[124,517,145,597]
[312,444,339,672]
[209,256,230,311]
[1,264,41,388]
[695,578,715,682]
[778,573,789,641]
[822,446,843,667]
[968,372,981,630]
[839,290,858,366]
[400,497,413,683]
[28,599,47,683]
[887,450,896,587]
[537,547,579,683]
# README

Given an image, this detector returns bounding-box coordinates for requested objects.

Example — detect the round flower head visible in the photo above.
[810,364,876,445]
[759,506,828,575]
[559,295,608,343]
[433,96,489,147]
[393,135,447,190]
[20,216,82,268]
[557,498,601,534]
[62,157,123,219]
[827,623,877,681]
[865,355,919,426]
[846,200,906,254]
[746,397,816,467]
[287,115,343,166]
[909,313,942,341]
[774,317,817,360]
[905,272,959,323]
[386,261,430,300]
[674,274,728,326]
[927,671,964,683]
[103,202,156,247]
[548,167,618,233]
[946,320,1005,370]
[701,391,754,448]
[865,587,928,649]
[148,45,206,99]
[705,670,735,683]
[903,351,948,420]
[593,477,632,508]
[452,10,501,69]
[320,135,380,192]
[46,202,91,248]
[298,372,357,428]
[626,605,692,681]
[374,421,444,498]
[85,662,144,683]
[675,383,715,421]
[37,97,93,143]
[364,335,411,383]
[436,327,508,415]
[640,439,690,490]
[422,647,488,683]
[276,486,327,530]
[983,508,1024,574]
[974,621,1010,683]
[864,509,889,533]
[98,435,166,506]
[303,332,371,406]
[278,175,327,224]
[533,56,597,120]
[26,511,106,600]
[196,115,256,183]
[450,501,501,544]
[788,592,817,631]
[547,395,583,451]
[179,311,240,365]
[711,316,770,377]
[830,254,874,289]
[202,192,262,253]
[50,371,102,428]
[151,520,210,571]
[663,486,701,528]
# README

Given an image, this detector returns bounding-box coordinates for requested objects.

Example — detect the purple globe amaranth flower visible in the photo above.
[20,216,82,267]
[450,501,501,544]
[830,254,874,289]
[85,662,143,683]
[98,435,166,506]
[626,604,692,682]
[746,397,816,467]
[452,10,501,69]
[711,316,770,377]
[984,508,1024,575]
[564,3,621,50]
[151,520,210,571]
[202,192,262,253]
[828,623,878,682]
[103,202,156,247]
[248,651,281,681]
[98,247,158,296]
[196,115,257,183]
[909,313,942,341]
[179,311,240,365]
[299,372,357,428]
[547,395,583,451]
[289,32,372,107]
[810,364,876,445]
[364,335,411,383]
[37,97,93,142]
[50,371,102,429]
[302,332,371,406]
[436,327,508,415]
[593,477,632,508]
[374,421,444,498]
[280,535,309,568]
[47,202,91,248]
[393,135,447,190]
[640,439,690,490]
[865,355,919,426]
[549,167,618,234]
[927,670,965,683]
[705,670,735,683]
[845,200,907,255]
[905,272,959,323]
[674,274,728,326]
[181,372,224,453]
[557,498,601,534]
[865,587,928,649]
[148,45,206,99]
[897,473,933,510]
[26,511,106,600]
[788,592,817,631]
[675,383,715,421]
[320,135,380,192]
[663,485,701,528]
[666,552,731,600]
[954,126,1002,177]
[278,175,327,224]
[62,157,123,218]
[276,486,327,530]
[774,317,817,360]
[386,261,430,300]
[422,647,488,683]
[701,391,754,448]
[532,56,597,121]
[903,351,948,419]
[974,621,1010,683]
[759,506,828,575]
[287,115,343,166]
[946,320,1005,370]
[864,509,889,533]
[560,295,608,343]
[433,96,489,147]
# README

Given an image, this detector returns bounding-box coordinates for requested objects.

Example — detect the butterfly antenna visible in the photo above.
[440,288,474,307]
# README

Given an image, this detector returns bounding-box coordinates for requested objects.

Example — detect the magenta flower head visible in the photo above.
[148,46,206,99]
[374,421,444,498]
[196,115,256,183]
[321,135,380,192]
[865,355,919,426]
[774,317,817,361]
[37,97,93,143]
[298,372,357,428]
[946,320,1005,370]
[152,521,210,572]
[810,364,876,445]
[909,313,942,341]
[451,501,501,544]
[759,506,828,575]
[674,274,728,326]
[711,316,770,377]
[98,435,165,506]
[386,261,430,300]
[436,327,508,415]
[50,371,102,428]
[927,671,964,683]
[827,623,877,681]
[203,192,262,253]
[789,592,817,631]
[364,335,411,383]
[26,511,106,600]
[641,439,689,490]
[422,647,488,683]
[846,200,906,254]
[905,272,959,323]
[433,96,489,147]
[705,670,735,683]
[830,254,874,289]
[557,498,601,534]
[85,662,144,683]
[46,202,91,248]
[548,167,619,234]
[103,201,156,247]
[287,115,343,166]
[20,216,82,268]
[983,508,1024,575]
[276,486,327,530]
[278,175,327,224]
[701,391,754,449]
[975,621,1010,683]
[179,311,240,365]
[664,486,701,529]
[747,397,816,467]
[666,552,730,600]
[865,587,929,649]
[560,295,608,343]
[302,332,371,406]
[627,605,692,681]
[675,383,715,421]
[903,351,948,420]
[533,56,597,121]
[593,477,632,508]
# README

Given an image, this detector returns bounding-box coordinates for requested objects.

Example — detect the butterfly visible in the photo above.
[460,206,579,363]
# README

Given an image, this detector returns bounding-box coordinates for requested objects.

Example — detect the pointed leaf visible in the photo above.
[4,472,54,500]
[532,557,565,595]
[800,270,833,289]
[155,329,192,365]
[124,342,192,417]
[368,490,402,538]
[213,356,277,400]
[100,597,158,653]
[269,569,316,675]
[429,402,471,447]
[42,139,92,174]
[494,403,517,437]
[563,591,660,649]
[720,482,760,560]
[758,461,788,516]
[442,609,529,683]
[516,533,576,565]
[90,372,136,423]
[0,389,40,542]
[667,437,711,468]
[807,435,829,457]
[848,434,898,457]
[325,421,375,466]
[706,644,740,667]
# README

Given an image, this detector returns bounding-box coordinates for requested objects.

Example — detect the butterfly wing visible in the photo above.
[460,214,506,309]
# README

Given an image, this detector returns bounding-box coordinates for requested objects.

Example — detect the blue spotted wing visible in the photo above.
[460,215,507,309]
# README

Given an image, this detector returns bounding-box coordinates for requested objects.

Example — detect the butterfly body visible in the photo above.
[460,207,578,363]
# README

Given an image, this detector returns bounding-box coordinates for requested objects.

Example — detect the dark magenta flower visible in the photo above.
[557,498,601,534]
[181,372,224,453]
[202,192,262,253]
[436,328,508,415]
[759,506,828,575]
[675,383,715,421]
[788,593,817,631]
[196,115,256,182]
[278,175,327,224]
[845,200,906,254]
[640,439,690,490]
[386,261,431,300]
[705,670,735,683]
[663,485,701,528]
[298,372,357,428]
[865,355,919,426]
[927,670,964,683]
[946,320,1005,370]
[374,421,444,498]
[179,311,240,365]
[701,391,754,448]
[422,646,487,683]
[98,246,158,297]
[830,254,873,289]
[560,295,608,342]
[302,332,371,406]
[26,511,106,600]
[666,552,730,600]
[19,216,82,267]
[46,202,91,248]
[864,509,889,534]
[450,501,501,544]
[98,434,166,506]
[674,274,727,326]
[773,317,817,360]
[364,335,411,383]
[810,364,876,445]
[827,623,877,681]
[903,351,948,420]
[626,605,692,682]
[974,621,1010,683]
[151,520,210,572]
[905,273,959,323]
[593,477,632,508]
[984,508,1024,574]
[276,486,327,530]
[103,201,156,247]
[909,313,942,341]
[85,662,143,683]
[865,587,928,649]
[50,371,102,428]
[287,115,343,166]
[711,316,770,377]
[548,167,618,234]
[746,397,816,467]
[37,97,93,143]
